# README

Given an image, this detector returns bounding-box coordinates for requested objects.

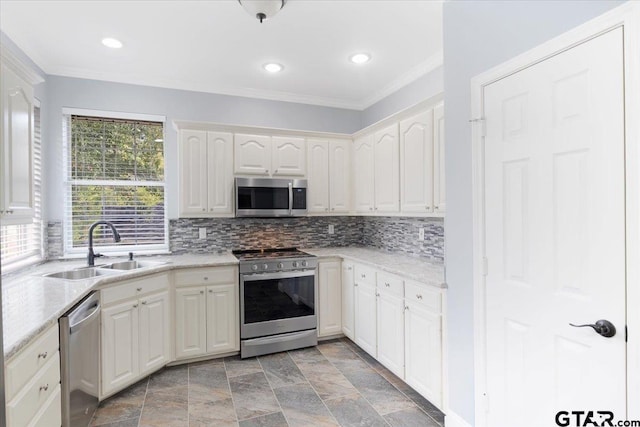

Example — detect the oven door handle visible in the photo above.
[241,269,316,282]
[288,181,293,216]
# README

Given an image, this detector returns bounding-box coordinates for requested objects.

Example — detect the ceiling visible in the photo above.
[0,0,443,110]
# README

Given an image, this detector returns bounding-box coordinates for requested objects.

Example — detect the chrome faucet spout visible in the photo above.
[87,221,121,266]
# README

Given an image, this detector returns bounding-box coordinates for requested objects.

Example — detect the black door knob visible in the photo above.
[569,319,616,338]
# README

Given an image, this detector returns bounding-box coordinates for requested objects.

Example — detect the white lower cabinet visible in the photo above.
[376,287,405,378]
[354,281,377,357]
[175,266,239,360]
[101,274,170,397]
[318,260,342,337]
[341,262,355,340]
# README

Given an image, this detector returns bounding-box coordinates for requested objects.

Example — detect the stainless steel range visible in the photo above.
[233,248,318,358]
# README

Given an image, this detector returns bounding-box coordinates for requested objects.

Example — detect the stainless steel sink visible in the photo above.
[104,260,166,270]
[44,267,119,281]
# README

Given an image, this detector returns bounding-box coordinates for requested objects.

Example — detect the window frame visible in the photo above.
[61,108,169,258]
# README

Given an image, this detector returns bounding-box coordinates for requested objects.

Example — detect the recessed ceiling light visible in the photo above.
[350,53,371,64]
[101,37,123,49]
[263,63,284,73]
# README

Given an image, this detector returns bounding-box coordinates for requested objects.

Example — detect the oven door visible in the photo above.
[240,269,316,339]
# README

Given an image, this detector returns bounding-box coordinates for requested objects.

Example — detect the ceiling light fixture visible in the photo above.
[263,63,283,73]
[238,0,286,23]
[101,37,123,49]
[350,53,371,64]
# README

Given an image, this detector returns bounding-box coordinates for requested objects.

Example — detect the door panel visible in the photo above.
[207,131,233,214]
[101,301,138,395]
[175,287,207,359]
[484,28,626,425]
[307,139,330,213]
[353,135,375,213]
[206,283,239,354]
[373,124,400,212]
[329,139,351,213]
[400,110,433,213]
[354,281,376,357]
[272,136,306,176]
[138,291,170,376]
[179,130,208,215]
[234,134,271,175]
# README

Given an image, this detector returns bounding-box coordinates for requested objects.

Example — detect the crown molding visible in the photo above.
[0,42,45,85]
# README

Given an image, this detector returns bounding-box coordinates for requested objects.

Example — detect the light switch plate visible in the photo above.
[418,227,425,241]
[199,227,207,240]
[328,224,335,235]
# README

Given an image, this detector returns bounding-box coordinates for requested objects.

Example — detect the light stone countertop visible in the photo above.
[2,253,238,360]
[303,247,446,289]
[2,248,443,360]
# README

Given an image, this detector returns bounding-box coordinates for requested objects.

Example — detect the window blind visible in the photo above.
[0,106,44,268]
[63,115,168,255]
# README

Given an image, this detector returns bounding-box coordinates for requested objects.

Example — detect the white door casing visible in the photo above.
[481,27,625,426]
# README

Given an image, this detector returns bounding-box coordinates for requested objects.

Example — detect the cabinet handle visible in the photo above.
[6,210,13,214]
[208,289,213,293]
[265,169,269,173]
[416,294,423,300]
[141,301,147,305]
[133,304,138,308]
[39,384,49,392]
[137,287,142,292]
[200,290,204,294]
[202,208,205,211]
[203,277,208,280]
[37,351,47,359]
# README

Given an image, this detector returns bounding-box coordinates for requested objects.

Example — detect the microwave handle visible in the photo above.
[288,182,293,215]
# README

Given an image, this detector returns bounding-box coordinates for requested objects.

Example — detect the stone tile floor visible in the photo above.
[91,338,445,427]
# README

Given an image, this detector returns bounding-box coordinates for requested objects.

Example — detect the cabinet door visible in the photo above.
[404,301,442,408]
[138,291,170,376]
[433,102,446,213]
[353,135,375,213]
[175,287,207,359]
[374,123,400,212]
[329,139,351,213]
[400,110,434,213]
[102,300,139,395]
[207,131,234,214]
[341,262,355,340]
[234,134,271,175]
[354,281,377,357]
[376,291,405,378]
[318,261,342,337]
[1,64,34,223]
[206,283,239,354]
[179,130,208,216]
[272,136,306,176]
[307,139,330,213]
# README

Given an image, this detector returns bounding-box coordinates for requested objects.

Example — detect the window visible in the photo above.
[0,105,44,270]
[63,111,168,256]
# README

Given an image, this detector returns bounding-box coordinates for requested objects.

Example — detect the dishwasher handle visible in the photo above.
[69,303,101,335]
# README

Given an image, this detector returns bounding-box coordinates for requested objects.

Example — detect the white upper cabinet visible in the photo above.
[307,139,330,213]
[329,139,351,213]
[234,133,272,175]
[373,123,400,212]
[272,136,306,176]
[1,62,36,224]
[179,130,233,217]
[433,102,446,213]
[353,135,375,213]
[307,138,351,214]
[400,110,434,213]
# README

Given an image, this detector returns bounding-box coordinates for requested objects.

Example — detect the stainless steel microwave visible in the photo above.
[235,177,307,217]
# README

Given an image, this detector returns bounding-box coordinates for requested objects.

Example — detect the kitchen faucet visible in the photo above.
[87,221,121,266]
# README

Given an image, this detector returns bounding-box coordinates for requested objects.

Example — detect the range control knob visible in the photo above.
[263,263,269,270]
[252,264,258,271]
[302,260,308,267]
[292,261,298,268]
[277,262,284,269]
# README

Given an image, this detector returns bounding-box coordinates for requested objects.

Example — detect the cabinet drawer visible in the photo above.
[354,264,376,286]
[175,266,237,287]
[405,280,441,313]
[5,324,59,401]
[376,272,404,298]
[29,384,61,427]
[102,274,170,305]
[7,352,61,427]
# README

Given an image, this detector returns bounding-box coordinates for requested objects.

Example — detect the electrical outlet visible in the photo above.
[418,227,425,241]
[199,227,207,240]
[328,224,335,235]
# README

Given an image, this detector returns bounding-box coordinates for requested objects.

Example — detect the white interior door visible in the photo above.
[484,27,625,426]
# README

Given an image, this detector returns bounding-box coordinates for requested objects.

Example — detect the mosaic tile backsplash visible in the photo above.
[48,216,444,261]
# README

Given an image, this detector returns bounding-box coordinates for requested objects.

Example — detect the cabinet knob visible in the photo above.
[137,287,142,292]
[200,290,204,294]
[369,207,373,211]
[376,292,380,297]
[434,206,439,211]
[361,273,365,278]
[275,169,278,173]
[208,289,213,293]
[210,208,213,211]
[325,208,329,212]
[385,282,390,287]
[354,283,358,287]
[405,306,409,311]
[37,351,47,359]
[202,208,205,211]
[203,277,208,280]
[141,301,147,305]
[133,304,138,308]
[6,210,13,214]
[375,207,378,210]
[265,169,269,173]
[348,267,352,270]
[331,208,335,211]
[39,384,49,392]
[416,294,423,300]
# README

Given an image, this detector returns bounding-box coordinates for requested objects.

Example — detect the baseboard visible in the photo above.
[445,410,473,427]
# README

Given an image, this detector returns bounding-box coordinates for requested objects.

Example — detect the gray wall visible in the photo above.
[361,65,443,128]
[43,76,362,220]
[442,1,626,424]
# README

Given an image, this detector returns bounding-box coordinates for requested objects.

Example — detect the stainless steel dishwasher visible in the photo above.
[60,291,101,427]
